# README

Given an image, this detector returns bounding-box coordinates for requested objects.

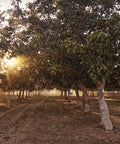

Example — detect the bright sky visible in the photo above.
[0,0,34,11]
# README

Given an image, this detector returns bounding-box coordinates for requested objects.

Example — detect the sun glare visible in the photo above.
[2,57,17,67]
[1,56,21,72]
[1,53,29,73]
[7,57,18,67]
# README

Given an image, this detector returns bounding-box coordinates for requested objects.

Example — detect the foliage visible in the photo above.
[0,0,119,91]
[6,56,34,91]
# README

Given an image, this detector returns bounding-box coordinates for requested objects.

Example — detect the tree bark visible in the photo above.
[79,80,90,113]
[12,90,15,100]
[96,80,113,130]
[22,90,24,99]
[90,91,94,97]
[64,90,68,100]
[26,90,28,98]
[67,89,71,103]
[18,90,21,99]
[75,86,80,105]
[61,90,64,97]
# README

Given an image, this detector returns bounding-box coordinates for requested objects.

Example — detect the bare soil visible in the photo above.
[0,95,120,144]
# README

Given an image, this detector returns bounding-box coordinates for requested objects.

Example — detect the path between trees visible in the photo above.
[0,97,48,144]
[0,96,120,144]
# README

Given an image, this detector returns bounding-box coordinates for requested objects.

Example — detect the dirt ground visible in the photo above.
[0,95,120,144]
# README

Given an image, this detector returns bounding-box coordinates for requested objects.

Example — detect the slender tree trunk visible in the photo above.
[61,90,64,97]
[12,90,15,100]
[22,90,24,99]
[64,90,68,100]
[90,91,94,97]
[26,90,28,98]
[96,80,113,130]
[18,90,21,99]
[79,80,90,113]
[75,85,80,105]
[67,89,71,103]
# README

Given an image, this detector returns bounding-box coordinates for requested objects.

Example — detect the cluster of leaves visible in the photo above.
[0,0,119,91]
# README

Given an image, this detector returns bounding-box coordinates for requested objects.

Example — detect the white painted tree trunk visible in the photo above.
[97,80,113,130]
[82,92,90,113]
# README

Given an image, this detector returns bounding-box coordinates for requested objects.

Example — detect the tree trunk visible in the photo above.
[90,91,94,97]
[75,86,80,105]
[79,80,90,113]
[22,90,24,99]
[64,90,68,100]
[26,90,28,98]
[61,90,64,97]
[96,80,113,130]
[12,90,15,100]
[67,89,71,103]
[18,90,21,99]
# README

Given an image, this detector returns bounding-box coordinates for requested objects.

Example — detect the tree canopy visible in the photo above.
[0,0,119,130]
